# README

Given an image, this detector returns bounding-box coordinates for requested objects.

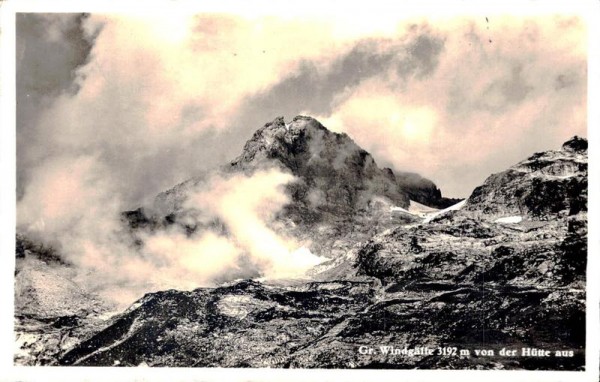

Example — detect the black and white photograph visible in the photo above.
[1,1,598,380]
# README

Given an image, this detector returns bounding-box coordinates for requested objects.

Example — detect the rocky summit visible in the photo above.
[230,116,409,216]
[14,117,587,370]
[147,116,458,258]
[152,116,444,219]
[465,135,587,219]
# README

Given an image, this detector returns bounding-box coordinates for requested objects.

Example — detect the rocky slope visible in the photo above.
[48,134,587,370]
[465,136,587,219]
[14,117,587,370]
[14,238,115,365]
[229,116,409,216]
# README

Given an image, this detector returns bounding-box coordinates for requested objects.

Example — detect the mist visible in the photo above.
[17,165,326,308]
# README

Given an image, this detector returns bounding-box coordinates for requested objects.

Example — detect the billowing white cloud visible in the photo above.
[186,169,327,278]
[17,164,326,308]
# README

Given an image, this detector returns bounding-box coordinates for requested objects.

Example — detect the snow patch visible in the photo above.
[408,200,439,214]
[494,216,523,224]
[312,282,346,291]
[406,200,440,218]
[423,200,466,223]
[14,332,40,360]
[390,200,460,223]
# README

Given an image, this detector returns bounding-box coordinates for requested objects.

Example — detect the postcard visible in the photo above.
[2,1,598,381]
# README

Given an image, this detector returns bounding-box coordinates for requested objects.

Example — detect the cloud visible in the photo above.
[184,169,327,278]
[19,13,376,208]
[232,25,444,132]
[315,16,587,196]
[17,155,118,235]
[16,13,97,198]
[17,163,326,308]
[20,14,585,205]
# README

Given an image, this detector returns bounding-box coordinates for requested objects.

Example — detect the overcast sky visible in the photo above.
[17,11,587,207]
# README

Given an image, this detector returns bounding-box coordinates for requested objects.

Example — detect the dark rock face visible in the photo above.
[352,214,585,369]
[465,137,587,218]
[58,280,381,367]
[15,234,67,266]
[393,171,462,209]
[562,136,587,153]
[149,116,455,223]
[232,116,408,217]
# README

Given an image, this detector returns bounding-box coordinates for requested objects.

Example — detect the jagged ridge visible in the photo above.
[53,136,587,370]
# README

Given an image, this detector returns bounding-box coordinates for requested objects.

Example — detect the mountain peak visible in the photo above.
[264,115,325,131]
[155,115,454,225]
[562,136,587,154]
[230,115,333,168]
[231,115,410,215]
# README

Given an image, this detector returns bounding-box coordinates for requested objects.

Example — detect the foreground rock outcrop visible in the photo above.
[14,242,114,365]
[58,200,587,369]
